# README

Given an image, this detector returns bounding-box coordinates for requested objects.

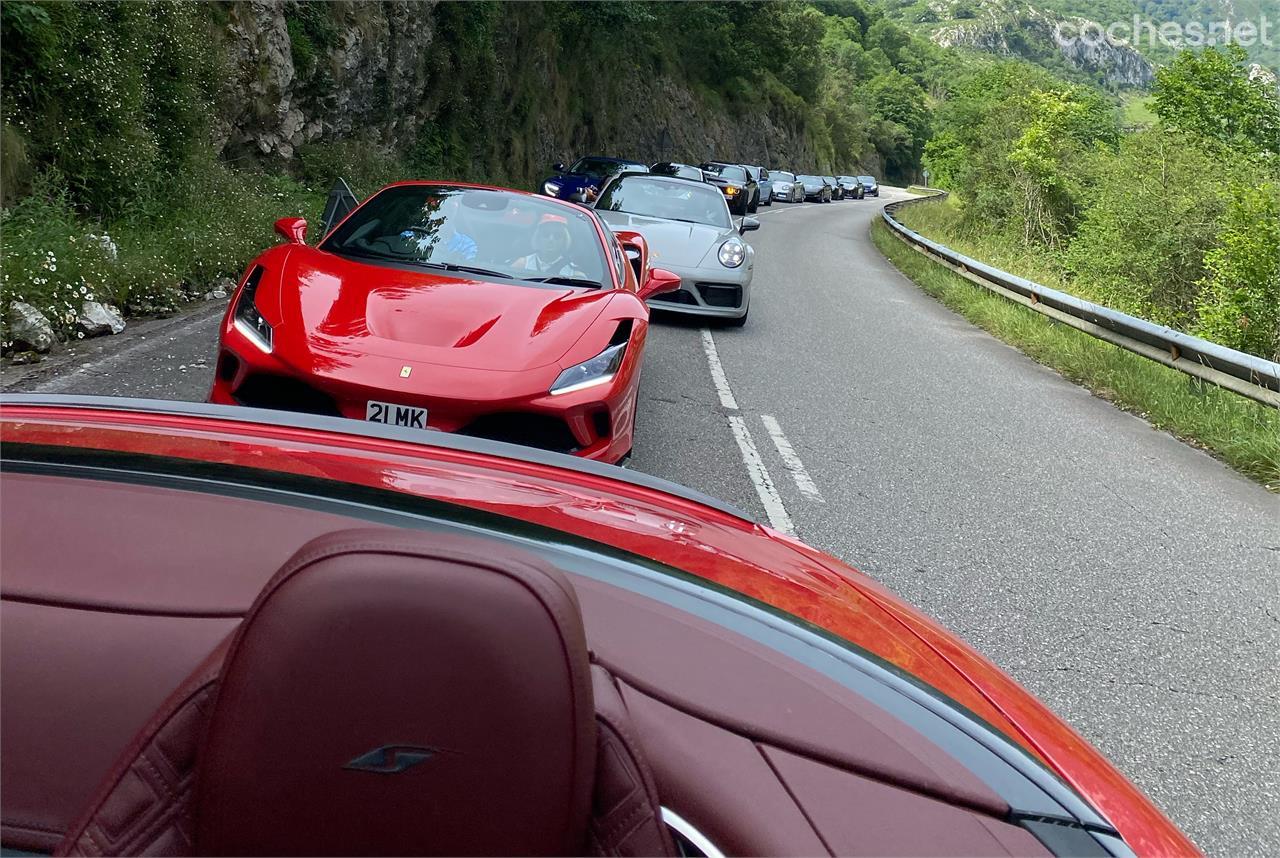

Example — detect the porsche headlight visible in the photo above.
[232,265,273,353]
[550,342,626,395]
[543,180,562,196]
[718,238,746,268]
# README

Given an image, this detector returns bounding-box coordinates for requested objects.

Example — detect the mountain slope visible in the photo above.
[874,0,1277,87]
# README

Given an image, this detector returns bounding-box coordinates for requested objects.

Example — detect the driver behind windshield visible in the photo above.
[321,186,607,286]
[513,220,588,278]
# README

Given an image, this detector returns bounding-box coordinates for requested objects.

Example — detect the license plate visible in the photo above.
[365,400,427,430]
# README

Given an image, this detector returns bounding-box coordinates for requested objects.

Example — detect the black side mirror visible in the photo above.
[739,216,760,234]
[552,162,567,172]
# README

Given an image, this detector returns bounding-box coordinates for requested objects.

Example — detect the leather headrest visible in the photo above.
[195,529,596,856]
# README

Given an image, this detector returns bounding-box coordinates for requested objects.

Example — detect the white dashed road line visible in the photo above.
[760,414,824,502]
[699,328,822,536]
[727,414,795,535]
[700,328,739,410]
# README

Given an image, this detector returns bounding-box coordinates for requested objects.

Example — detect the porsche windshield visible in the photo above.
[595,175,732,229]
[321,186,608,287]
[773,171,797,183]
[570,157,646,179]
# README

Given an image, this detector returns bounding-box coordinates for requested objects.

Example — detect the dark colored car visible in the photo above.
[858,174,880,196]
[742,165,772,207]
[823,176,845,201]
[542,156,649,202]
[649,162,707,182]
[837,176,865,199]
[700,162,758,215]
[797,174,832,203]
[0,395,1198,856]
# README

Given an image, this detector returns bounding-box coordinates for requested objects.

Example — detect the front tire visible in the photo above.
[748,192,759,214]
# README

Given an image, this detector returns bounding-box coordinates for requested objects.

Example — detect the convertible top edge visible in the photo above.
[0,393,756,524]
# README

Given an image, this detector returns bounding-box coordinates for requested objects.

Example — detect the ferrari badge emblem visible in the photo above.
[400,366,412,378]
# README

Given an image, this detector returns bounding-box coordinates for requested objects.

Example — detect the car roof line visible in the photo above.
[0,394,755,523]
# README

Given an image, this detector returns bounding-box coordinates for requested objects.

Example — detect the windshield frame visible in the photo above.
[569,157,647,179]
[700,162,750,184]
[318,183,617,290]
[594,174,733,230]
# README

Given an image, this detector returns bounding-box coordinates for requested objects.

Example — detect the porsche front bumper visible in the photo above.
[645,262,752,320]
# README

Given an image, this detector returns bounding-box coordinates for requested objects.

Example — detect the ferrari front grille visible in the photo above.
[458,413,580,455]
[232,373,342,417]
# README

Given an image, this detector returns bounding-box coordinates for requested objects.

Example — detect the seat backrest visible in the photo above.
[196,529,597,856]
[58,529,597,857]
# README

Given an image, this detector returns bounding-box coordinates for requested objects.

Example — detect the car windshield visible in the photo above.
[859,176,876,182]
[650,163,704,181]
[797,175,821,184]
[743,166,761,180]
[774,171,796,182]
[702,163,749,183]
[595,175,731,229]
[570,157,646,179]
[320,185,608,286]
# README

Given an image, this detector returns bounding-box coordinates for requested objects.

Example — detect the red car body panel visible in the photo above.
[209,183,650,463]
[0,403,1196,856]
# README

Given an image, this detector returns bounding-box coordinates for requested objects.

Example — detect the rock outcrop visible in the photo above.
[209,2,830,181]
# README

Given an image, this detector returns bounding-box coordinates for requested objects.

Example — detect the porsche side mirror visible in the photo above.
[552,162,567,172]
[738,216,760,234]
[274,217,307,245]
[639,267,681,302]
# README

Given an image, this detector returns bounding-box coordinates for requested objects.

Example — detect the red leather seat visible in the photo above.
[56,530,674,856]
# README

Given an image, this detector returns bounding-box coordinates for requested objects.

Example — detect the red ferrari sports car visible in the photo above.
[0,396,1196,857]
[208,182,680,465]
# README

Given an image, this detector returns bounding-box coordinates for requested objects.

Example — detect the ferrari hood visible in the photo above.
[597,211,734,268]
[273,248,613,372]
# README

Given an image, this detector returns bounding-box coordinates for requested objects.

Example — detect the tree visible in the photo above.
[1152,45,1280,155]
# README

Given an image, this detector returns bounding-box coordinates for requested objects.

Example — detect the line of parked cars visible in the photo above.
[541,156,878,213]
[535,156,880,333]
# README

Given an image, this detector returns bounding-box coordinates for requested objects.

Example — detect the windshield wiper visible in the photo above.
[521,276,603,289]
[415,261,513,279]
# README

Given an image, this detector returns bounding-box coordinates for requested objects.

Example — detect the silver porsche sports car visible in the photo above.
[594,173,757,326]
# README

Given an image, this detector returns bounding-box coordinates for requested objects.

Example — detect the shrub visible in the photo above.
[1063,130,1246,328]
[1195,183,1280,361]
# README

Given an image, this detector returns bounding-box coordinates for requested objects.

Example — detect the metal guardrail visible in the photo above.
[881,192,1280,408]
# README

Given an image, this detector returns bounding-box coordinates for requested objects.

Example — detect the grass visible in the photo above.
[870,217,1280,489]
[1120,93,1158,127]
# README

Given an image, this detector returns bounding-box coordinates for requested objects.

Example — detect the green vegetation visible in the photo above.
[877,0,1279,78]
[871,218,1280,487]
[917,45,1280,362]
[1,0,966,343]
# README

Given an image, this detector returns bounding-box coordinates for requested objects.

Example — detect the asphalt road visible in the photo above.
[5,189,1278,855]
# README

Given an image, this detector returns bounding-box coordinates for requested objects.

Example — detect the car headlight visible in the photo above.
[550,341,626,395]
[232,265,273,353]
[723,185,739,196]
[543,180,562,196]
[718,238,746,268]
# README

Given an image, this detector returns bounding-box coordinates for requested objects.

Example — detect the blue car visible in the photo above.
[542,156,649,202]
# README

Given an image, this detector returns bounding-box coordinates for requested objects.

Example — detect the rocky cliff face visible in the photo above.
[210,2,835,184]
[928,0,1153,88]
